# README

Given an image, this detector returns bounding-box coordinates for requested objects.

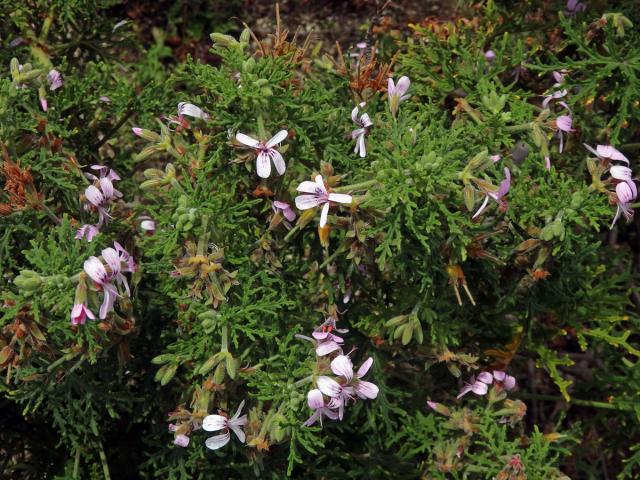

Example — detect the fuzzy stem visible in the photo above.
[294,375,313,387]
[257,112,267,139]
[283,224,300,242]
[520,393,633,411]
[332,179,377,193]
[40,202,61,225]
[506,122,534,133]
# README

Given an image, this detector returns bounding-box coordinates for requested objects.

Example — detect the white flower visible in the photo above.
[351,102,373,158]
[236,130,288,178]
[202,401,248,450]
[177,102,209,120]
[294,175,352,227]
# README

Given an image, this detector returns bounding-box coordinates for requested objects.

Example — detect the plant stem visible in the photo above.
[97,440,111,480]
[506,123,533,133]
[40,202,61,225]
[519,393,633,411]
[333,179,377,193]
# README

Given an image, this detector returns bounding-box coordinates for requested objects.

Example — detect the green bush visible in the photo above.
[1,1,639,478]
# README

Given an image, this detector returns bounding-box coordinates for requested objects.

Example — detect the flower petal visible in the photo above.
[270,149,286,176]
[202,414,228,432]
[229,424,246,443]
[317,376,341,398]
[307,388,325,409]
[330,355,354,382]
[471,381,489,395]
[356,357,374,378]
[315,340,342,356]
[231,400,246,422]
[295,194,322,210]
[297,181,321,194]
[355,380,379,399]
[256,152,271,178]
[265,129,288,148]
[319,202,330,228]
[236,132,260,148]
[327,193,352,204]
[395,76,411,96]
[205,432,231,450]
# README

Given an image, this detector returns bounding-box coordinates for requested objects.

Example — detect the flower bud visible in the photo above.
[14,270,44,292]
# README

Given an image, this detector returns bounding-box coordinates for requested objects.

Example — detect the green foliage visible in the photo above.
[1,1,639,478]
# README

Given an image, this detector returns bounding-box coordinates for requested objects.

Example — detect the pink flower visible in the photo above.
[70,303,95,326]
[82,167,122,228]
[493,370,516,390]
[236,130,288,178]
[83,243,134,319]
[484,50,496,62]
[542,89,567,109]
[565,0,586,16]
[47,69,63,90]
[457,371,494,399]
[303,389,340,427]
[273,201,296,222]
[555,114,574,153]
[294,175,352,228]
[177,102,209,120]
[387,76,411,117]
[473,168,511,219]
[351,102,373,158]
[584,144,629,164]
[202,401,248,450]
[612,180,637,228]
[174,434,190,447]
[83,256,119,319]
[75,224,100,242]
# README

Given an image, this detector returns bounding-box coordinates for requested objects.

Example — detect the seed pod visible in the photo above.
[151,354,175,365]
[213,362,226,384]
[198,354,222,375]
[160,364,178,386]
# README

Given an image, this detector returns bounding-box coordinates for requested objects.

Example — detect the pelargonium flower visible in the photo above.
[610,165,633,182]
[75,224,100,242]
[484,50,496,62]
[202,401,248,450]
[70,303,95,326]
[473,168,511,219]
[387,76,411,117]
[565,0,586,16]
[273,201,296,222]
[542,89,567,109]
[351,102,373,158]
[174,434,190,447]
[312,317,348,356]
[457,371,494,398]
[177,102,209,120]
[81,166,122,228]
[47,69,63,90]
[139,217,156,234]
[555,114,574,153]
[303,389,339,427]
[317,355,378,419]
[493,370,516,390]
[294,175,352,228]
[83,242,134,318]
[584,144,629,164]
[236,130,288,178]
[612,180,637,228]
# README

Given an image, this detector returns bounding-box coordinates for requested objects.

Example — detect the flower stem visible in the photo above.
[40,202,61,225]
[333,179,377,193]
[283,224,300,242]
[97,440,111,480]
[294,375,313,387]
[506,123,533,133]
[520,393,633,411]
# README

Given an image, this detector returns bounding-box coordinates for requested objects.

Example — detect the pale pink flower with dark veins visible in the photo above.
[351,102,373,158]
[75,224,100,242]
[202,401,248,450]
[473,168,511,219]
[82,165,122,228]
[457,371,494,398]
[83,256,119,319]
[47,69,63,90]
[236,130,288,178]
[273,201,296,222]
[70,303,95,325]
[387,76,411,116]
[303,389,339,427]
[612,180,637,229]
[318,355,379,419]
[294,175,352,228]
[555,114,574,153]
[584,144,629,164]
